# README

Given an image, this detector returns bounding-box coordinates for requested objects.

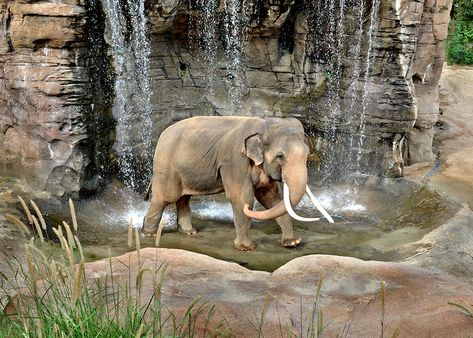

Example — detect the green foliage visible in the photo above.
[451,0,473,21]
[447,0,473,65]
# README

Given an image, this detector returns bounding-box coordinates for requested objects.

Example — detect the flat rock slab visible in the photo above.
[75,248,473,337]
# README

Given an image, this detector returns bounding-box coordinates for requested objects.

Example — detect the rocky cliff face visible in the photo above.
[143,0,452,177]
[0,0,112,196]
[0,0,452,196]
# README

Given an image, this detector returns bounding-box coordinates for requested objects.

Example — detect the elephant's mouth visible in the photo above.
[270,173,282,182]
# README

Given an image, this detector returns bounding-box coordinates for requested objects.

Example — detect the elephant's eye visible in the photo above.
[275,153,285,162]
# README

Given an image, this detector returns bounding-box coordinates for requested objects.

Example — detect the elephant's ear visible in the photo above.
[242,133,264,165]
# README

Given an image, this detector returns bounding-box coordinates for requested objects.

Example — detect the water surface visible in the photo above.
[45,174,459,271]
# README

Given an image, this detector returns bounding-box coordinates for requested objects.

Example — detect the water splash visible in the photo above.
[101,0,153,190]
[299,189,366,214]
[128,0,153,163]
[193,201,234,222]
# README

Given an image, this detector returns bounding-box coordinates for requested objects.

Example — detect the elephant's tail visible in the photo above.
[143,180,152,201]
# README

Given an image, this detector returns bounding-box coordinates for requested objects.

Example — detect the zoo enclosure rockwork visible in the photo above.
[0,0,452,196]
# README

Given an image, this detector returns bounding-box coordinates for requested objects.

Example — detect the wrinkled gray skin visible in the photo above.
[143,116,309,250]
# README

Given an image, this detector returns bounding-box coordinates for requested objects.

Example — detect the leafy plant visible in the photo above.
[446,0,473,65]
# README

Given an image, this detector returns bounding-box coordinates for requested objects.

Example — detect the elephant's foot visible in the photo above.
[234,238,257,251]
[142,220,156,237]
[281,236,302,248]
[142,229,157,237]
[178,226,197,235]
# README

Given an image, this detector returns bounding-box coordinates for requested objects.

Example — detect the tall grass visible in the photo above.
[1,197,229,337]
[1,196,405,337]
[448,301,473,319]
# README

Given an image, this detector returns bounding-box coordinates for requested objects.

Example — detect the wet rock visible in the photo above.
[148,0,182,34]
[405,204,473,284]
[142,0,452,176]
[405,127,435,164]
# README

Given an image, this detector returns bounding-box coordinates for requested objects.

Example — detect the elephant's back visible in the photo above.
[167,116,261,132]
[158,116,261,145]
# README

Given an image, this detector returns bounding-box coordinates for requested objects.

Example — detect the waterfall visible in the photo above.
[346,0,365,166]
[128,0,153,161]
[223,0,247,110]
[310,0,382,179]
[197,0,219,100]
[101,0,153,190]
[356,0,381,167]
[193,0,247,114]
[314,0,347,180]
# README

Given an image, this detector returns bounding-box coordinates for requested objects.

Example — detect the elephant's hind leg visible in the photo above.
[176,195,196,235]
[143,195,168,236]
[255,184,301,247]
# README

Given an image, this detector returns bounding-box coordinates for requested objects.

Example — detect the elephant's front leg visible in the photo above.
[255,183,301,247]
[231,198,257,251]
[222,168,256,251]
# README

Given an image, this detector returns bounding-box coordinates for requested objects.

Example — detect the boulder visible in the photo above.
[6,248,473,337]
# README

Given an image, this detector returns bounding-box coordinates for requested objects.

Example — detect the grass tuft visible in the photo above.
[68,198,79,232]
[30,200,47,230]
[5,213,31,236]
[0,239,228,337]
[31,215,44,243]
[155,220,165,248]
[17,196,33,225]
[448,301,473,318]
[128,217,133,249]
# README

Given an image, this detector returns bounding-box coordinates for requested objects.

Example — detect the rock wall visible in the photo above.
[0,0,452,195]
[145,0,453,176]
[403,0,452,165]
[0,0,111,196]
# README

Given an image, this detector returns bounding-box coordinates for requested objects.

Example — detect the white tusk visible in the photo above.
[283,183,320,222]
[305,185,335,223]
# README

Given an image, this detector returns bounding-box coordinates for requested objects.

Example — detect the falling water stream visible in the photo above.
[319,0,347,178]
[223,0,247,109]
[102,0,153,190]
[193,0,248,114]
[196,0,220,101]
[311,0,383,179]
[356,0,381,167]
[345,0,366,169]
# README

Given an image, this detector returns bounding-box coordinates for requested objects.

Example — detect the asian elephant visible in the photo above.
[142,116,332,251]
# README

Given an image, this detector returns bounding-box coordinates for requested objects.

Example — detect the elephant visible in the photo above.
[142,116,333,251]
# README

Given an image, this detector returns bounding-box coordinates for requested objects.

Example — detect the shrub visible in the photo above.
[446,0,473,65]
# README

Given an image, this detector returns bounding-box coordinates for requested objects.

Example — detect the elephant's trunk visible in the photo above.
[243,164,307,220]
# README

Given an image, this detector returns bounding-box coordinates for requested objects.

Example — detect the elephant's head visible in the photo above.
[242,118,314,221]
